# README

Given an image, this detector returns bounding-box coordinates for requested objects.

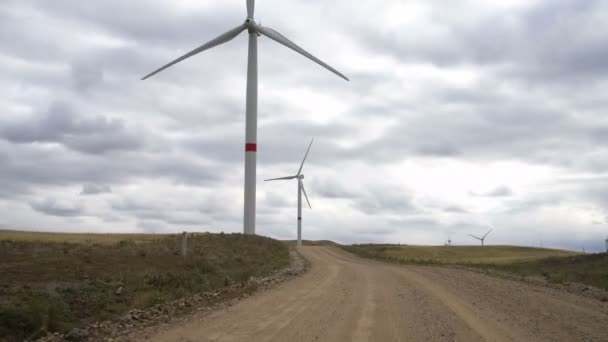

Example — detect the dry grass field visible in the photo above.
[344,244,578,264]
[343,244,607,291]
[0,230,165,244]
[0,230,289,341]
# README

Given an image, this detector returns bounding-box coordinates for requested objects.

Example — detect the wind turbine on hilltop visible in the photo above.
[142,0,348,235]
[468,228,493,246]
[265,139,314,247]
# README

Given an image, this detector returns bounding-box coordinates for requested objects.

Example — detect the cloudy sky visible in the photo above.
[2,0,608,251]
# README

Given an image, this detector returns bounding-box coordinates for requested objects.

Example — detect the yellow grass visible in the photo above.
[346,244,579,265]
[0,229,196,244]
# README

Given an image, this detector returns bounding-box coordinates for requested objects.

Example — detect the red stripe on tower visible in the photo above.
[245,143,257,152]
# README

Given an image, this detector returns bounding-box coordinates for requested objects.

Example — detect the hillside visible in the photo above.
[343,244,578,264]
[343,244,607,292]
[0,231,290,341]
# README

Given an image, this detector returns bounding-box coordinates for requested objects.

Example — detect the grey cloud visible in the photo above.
[358,0,608,81]
[312,178,358,199]
[353,90,608,170]
[2,0,608,251]
[30,0,240,47]
[353,185,418,215]
[30,198,85,217]
[111,198,211,227]
[0,140,222,199]
[1,102,144,154]
[443,205,468,213]
[471,186,513,197]
[389,217,441,229]
[263,192,291,208]
[80,184,112,195]
[71,60,104,91]
[136,220,167,232]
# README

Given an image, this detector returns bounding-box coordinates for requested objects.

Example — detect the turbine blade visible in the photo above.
[300,180,311,209]
[483,228,493,239]
[264,175,297,181]
[468,234,481,240]
[142,23,247,80]
[255,25,349,81]
[247,0,254,17]
[297,138,314,176]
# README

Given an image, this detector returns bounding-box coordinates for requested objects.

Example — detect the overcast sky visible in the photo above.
[1,0,608,251]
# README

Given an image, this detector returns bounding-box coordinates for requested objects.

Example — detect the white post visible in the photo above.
[297,180,302,247]
[181,231,188,258]
[243,30,258,235]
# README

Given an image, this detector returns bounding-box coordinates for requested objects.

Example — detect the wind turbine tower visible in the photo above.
[468,228,493,246]
[141,0,348,235]
[265,139,314,247]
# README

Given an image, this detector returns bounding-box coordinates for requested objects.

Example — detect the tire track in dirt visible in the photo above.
[141,246,608,342]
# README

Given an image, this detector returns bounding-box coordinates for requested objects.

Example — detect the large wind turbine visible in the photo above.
[468,228,493,246]
[142,1,348,235]
[265,139,314,247]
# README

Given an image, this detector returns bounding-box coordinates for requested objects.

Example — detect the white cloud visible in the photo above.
[1,0,607,252]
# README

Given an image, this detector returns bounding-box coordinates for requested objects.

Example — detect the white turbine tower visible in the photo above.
[265,139,314,247]
[142,1,348,235]
[468,228,493,246]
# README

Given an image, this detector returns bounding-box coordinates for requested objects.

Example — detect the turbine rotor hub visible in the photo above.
[245,18,255,28]
[299,175,304,179]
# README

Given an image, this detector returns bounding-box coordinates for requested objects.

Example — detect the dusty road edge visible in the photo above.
[37,248,309,342]
[341,247,608,302]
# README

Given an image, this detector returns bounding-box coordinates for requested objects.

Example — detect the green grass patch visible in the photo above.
[0,231,289,341]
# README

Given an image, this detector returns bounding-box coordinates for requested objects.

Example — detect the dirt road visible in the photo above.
[144,247,608,341]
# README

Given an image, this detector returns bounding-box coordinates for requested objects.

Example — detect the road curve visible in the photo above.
[145,246,608,341]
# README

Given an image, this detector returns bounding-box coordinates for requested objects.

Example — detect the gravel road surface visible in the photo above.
[145,246,608,341]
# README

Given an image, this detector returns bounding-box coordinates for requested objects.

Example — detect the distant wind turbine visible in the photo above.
[141,0,348,235]
[468,228,493,246]
[265,139,314,247]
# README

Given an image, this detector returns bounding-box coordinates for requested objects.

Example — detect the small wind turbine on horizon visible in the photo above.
[265,139,314,247]
[468,228,493,246]
[141,0,348,235]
